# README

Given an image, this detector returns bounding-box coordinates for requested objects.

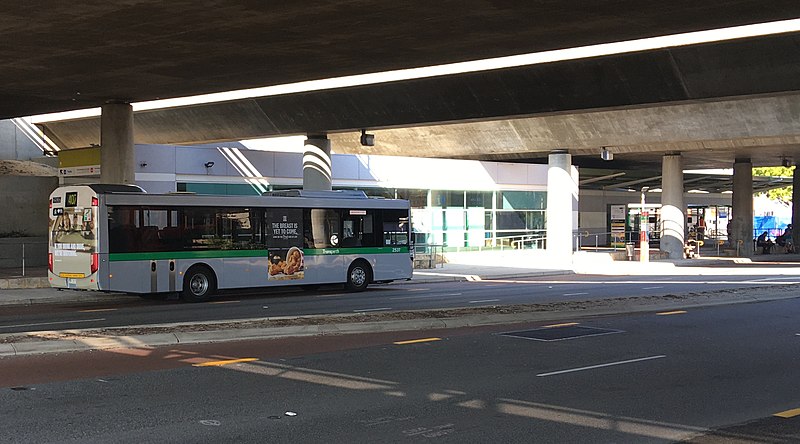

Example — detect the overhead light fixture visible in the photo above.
[204,161,215,168]
[782,157,791,168]
[601,147,613,161]
[360,129,375,147]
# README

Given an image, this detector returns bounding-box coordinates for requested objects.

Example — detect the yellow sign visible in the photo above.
[59,272,86,278]
[58,147,101,177]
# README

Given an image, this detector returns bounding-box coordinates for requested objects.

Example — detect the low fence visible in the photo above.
[0,237,47,276]
[413,244,444,269]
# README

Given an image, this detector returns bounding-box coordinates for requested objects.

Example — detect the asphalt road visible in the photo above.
[2,272,800,335]
[2,297,800,443]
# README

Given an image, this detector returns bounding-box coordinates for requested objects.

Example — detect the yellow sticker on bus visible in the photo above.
[59,272,86,278]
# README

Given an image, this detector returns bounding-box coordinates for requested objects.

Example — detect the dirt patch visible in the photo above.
[0,160,58,177]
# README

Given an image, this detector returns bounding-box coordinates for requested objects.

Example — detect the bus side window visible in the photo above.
[382,209,410,246]
[307,208,339,248]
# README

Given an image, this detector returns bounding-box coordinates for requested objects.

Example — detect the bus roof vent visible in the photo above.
[262,189,368,199]
[87,184,146,193]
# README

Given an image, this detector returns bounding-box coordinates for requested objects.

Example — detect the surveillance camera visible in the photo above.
[360,130,375,147]
[204,161,215,168]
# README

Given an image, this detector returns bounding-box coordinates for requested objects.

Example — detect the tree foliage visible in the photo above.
[753,166,794,204]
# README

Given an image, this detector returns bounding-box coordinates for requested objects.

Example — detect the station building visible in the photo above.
[57,142,734,251]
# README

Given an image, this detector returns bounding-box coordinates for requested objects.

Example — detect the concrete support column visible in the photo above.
[731,158,754,256]
[303,135,332,191]
[660,153,685,259]
[792,166,800,234]
[546,150,578,261]
[99,102,135,184]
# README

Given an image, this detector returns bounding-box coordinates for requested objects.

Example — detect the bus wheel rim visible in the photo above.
[351,267,366,286]
[190,274,208,295]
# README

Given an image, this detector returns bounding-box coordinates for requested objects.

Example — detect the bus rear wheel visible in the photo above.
[346,260,371,292]
[181,265,217,302]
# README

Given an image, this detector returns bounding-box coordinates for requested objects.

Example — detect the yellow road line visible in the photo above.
[394,338,441,345]
[542,322,579,328]
[774,408,800,418]
[193,358,259,367]
[79,308,117,313]
[656,310,687,316]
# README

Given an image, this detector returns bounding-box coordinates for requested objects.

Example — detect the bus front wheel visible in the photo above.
[346,261,371,292]
[181,265,217,302]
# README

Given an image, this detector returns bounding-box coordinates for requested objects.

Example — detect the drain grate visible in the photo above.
[500,325,623,342]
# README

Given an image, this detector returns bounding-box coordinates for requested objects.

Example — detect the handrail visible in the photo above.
[412,243,444,268]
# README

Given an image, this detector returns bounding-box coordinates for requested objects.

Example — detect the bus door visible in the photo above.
[49,187,100,289]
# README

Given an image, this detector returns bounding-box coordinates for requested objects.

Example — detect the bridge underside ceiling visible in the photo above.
[4,1,800,119]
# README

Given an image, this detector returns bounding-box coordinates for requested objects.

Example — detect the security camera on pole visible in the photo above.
[640,186,649,262]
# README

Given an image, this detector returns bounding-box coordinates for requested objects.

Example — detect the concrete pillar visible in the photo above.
[660,153,685,259]
[100,102,135,184]
[303,135,332,191]
[546,150,578,260]
[731,158,754,256]
[792,166,799,234]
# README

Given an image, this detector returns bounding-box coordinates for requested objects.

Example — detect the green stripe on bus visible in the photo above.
[304,247,409,256]
[108,246,408,261]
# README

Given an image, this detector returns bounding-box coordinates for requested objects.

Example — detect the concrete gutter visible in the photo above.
[2,284,798,357]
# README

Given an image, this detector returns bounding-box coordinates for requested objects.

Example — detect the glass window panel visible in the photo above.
[499,191,547,210]
[466,191,492,208]
[495,211,527,230]
[397,189,428,208]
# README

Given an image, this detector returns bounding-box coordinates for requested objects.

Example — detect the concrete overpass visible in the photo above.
[4,3,800,258]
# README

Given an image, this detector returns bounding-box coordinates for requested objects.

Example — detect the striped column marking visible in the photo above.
[193,358,259,367]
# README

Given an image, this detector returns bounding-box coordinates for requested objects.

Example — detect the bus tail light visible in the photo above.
[49,199,52,209]
[91,197,99,207]
[91,253,99,274]
[48,253,53,272]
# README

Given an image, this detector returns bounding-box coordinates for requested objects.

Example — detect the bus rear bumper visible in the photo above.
[48,272,101,291]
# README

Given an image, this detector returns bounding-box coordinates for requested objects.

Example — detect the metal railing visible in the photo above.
[412,243,444,268]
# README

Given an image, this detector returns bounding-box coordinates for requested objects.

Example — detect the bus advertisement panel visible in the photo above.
[266,208,305,281]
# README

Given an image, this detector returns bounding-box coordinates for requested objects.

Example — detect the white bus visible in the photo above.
[48,185,412,302]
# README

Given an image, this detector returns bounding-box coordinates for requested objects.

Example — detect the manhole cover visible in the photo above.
[501,325,623,342]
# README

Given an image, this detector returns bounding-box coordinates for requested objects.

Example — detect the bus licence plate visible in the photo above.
[59,272,85,278]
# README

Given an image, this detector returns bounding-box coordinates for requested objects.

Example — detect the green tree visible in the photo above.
[753,166,794,204]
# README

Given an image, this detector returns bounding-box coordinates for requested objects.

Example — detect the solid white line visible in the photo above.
[642,286,664,290]
[469,299,500,304]
[751,276,800,282]
[1,318,106,329]
[537,355,666,377]
[354,307,392,313]
[563,292,589,296]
